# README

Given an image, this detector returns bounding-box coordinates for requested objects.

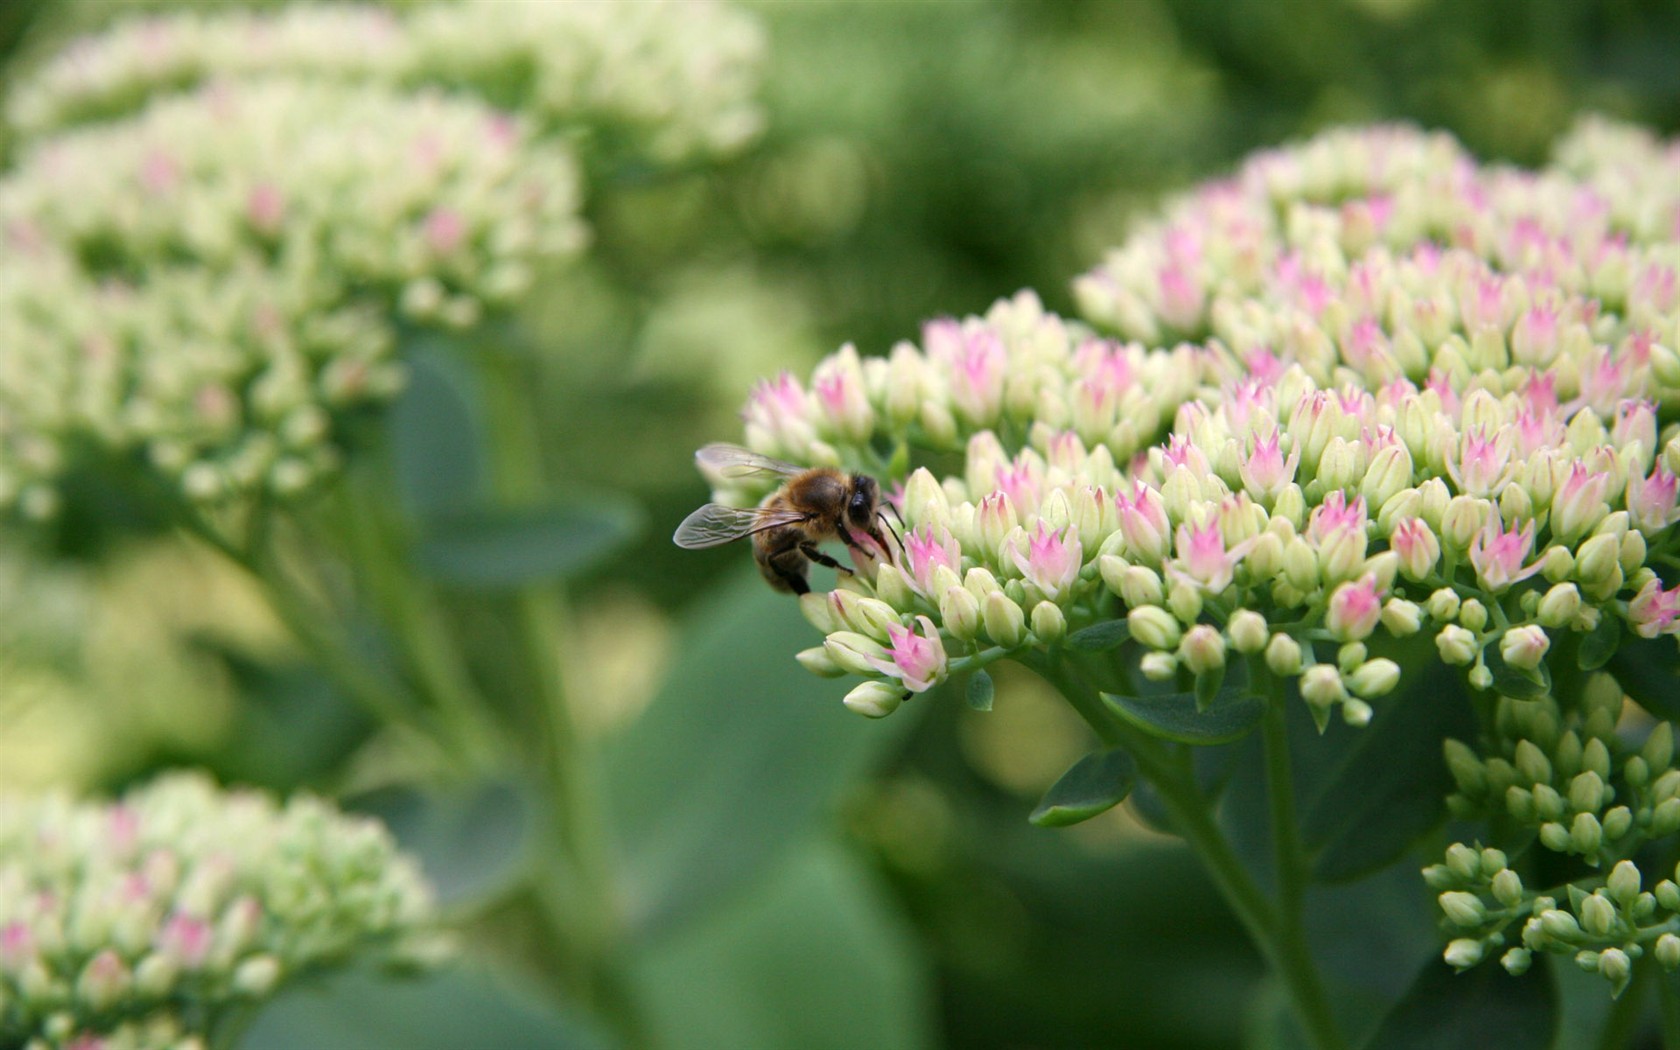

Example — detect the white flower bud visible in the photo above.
[843,680,905,718]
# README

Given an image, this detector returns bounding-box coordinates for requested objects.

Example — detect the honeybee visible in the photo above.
[674,443,900,595]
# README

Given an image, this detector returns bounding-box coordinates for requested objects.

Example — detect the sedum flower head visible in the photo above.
[0,78,583,515]
[0,772,444,1049]
[7,2,767,164]
[701,118,1680,712]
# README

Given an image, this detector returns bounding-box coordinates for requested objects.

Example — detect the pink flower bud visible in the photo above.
[1550,462,1611,543]
[1390,517,1441,581]
[1325,574,1384,641]
[866,615,948,693]
[811,344,875,444]
[1115,482,1170,564]
[1468,518,1540,592]
[1627,466,1680,535]
[1629,578,1680,639]
[1009,522,1083,604]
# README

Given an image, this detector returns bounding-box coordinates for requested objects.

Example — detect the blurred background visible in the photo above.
[0,1,1678,1047]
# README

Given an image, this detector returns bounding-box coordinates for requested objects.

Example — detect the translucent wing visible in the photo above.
[672,503,810,549]
[694,443,804,479]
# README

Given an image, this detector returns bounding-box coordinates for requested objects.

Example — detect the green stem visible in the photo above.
[330,471,500,767]
[477,340,648,1048]
[178,506,440,753]
[1662,967,1680,1050]
[1024,650,1347,1050]
[1256,658,1329,1048]
[1599,960,1648,1050]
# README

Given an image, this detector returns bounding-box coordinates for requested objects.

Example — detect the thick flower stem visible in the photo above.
[1661,968,1680,1050]
[1025,651,1347,1050]
[477,345,650,1050]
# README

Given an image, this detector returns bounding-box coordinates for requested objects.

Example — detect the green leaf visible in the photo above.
[603,570,918,942]
[1029,749,1136,827]
[352,779,531,907]
[1364,955,1555,1050]
[244,963,607,1050]
[1065,619,1129,652]
[1103,684,1264,745]
[1484,641,1551,700]
[1576,612,1619,671]
[1193,664,1225,710]
[388,340,486,517]
[966,668,995,711]
[416,499,643,587]
[1607,634,1680,720]
[633,839,933,1050]
[190,642,374,790]
[1300,658,1477,882]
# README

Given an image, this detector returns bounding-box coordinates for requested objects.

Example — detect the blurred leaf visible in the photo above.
[602,569,917,941]
[1483,642,1551,701]
[243,963,607,1050]
[1364,956,1555,1050]
[1299,661,1477,883]
[1104,685,1263,745]
[352,780,532,907]
[633,838,933,1050]
[1576,613,1619,671]
[1607,634,1680,720]
[416,499,643,588]
[1029,748,1136,827]
[1066,619,1129,652]
[966,668,995,711]
[389,340,486,517]
[192,642,374,790]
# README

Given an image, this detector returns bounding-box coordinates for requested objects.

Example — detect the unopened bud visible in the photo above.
[1492,868,1524,907]
[1380,598,1423,636]
[1228,610,1269,654]
[1265,633,1303,676]
[1436,625,1478,666]
[1030,601,1067,644]
[1660,934,1680,971]
[843,680,905,718]
[1501,947,1533,975]
[1536,583,1581,628]
[1459,598,1488,632]
[1580,893,1617,937]
[1439,890,1486,928]
[1176,624,1224,676]
[1608,860,1642,905]
[1127,605,1182,651]
[1571,811,1604,856]
[1443,938,1483,969]
[983,591,1027,649]
[1346,659,1400,698]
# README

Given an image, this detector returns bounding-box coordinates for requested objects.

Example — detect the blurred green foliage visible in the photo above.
[3,0,1680,1047]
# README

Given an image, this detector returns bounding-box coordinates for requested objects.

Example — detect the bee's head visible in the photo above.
[846,474,879,529]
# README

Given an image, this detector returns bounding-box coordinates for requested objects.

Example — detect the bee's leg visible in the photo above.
[799,542,853,576]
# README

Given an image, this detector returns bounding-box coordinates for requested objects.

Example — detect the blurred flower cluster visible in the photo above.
[0,0,765,519]
[7,1,766,163]
[711,117,1680,988]
[0,772,442,1049]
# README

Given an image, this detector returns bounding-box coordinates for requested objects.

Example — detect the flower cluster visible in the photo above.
[705,117,1680,1001]
[0,772,444,1048]
[6,1,766,164]
[0,77,583,515]
[1427,684,1680,994]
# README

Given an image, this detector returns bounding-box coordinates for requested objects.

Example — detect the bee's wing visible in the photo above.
[672,503,809,549]
[695,443,804,479]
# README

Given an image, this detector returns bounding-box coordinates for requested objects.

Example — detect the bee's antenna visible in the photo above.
[876,508,905,555]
